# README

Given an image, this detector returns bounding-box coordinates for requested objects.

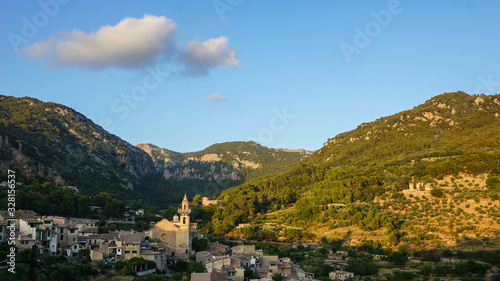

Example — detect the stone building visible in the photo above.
[149,194,196,255]
[202,197,221,206]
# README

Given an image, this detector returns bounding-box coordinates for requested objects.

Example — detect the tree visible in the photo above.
[172,273,183,281]
[115,260,127,270]
[430,188,445,198]
[78,248,91,263]
[172,259,189,273]
[419,264,434,276]
[271,273,286,281]
[129,199,141,210]
[453,262,468,276]
[122,265,135,275]
[132,274,170,281]
[423,251,441,262]
[162,207,178,220]
[348,257,378,276]
[486,177,500,187]
[192,194,202,206]
[188,262,206,274]
[465,260,478,274]
[94,192,112,207]
[442,249,453,258]
[244,266,258,279]
[388,251,407,265]
[192,237,208,252]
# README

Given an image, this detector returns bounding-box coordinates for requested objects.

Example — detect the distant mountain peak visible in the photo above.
[136,140,310,196]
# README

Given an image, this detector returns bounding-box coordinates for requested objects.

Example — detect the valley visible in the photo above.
[1,91,500,280]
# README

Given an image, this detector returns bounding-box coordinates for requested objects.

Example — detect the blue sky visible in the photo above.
[1,0,499,152]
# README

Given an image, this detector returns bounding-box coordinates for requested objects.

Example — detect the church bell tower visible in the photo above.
[178,193,191,228]
[177,193,191,253]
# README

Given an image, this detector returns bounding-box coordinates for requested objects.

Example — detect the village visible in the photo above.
[0,194,357,281]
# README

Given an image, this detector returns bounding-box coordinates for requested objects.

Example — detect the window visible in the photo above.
[60,235,64,240]
[73,238,76,242]
[183,217,186,224]
[69,229,75,234]
[132,250,137,253]
[125,250,130,254]
[44,221,51,224]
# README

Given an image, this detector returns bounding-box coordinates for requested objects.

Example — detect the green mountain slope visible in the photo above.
[209,92,500,247]
[0,95,182,206]
[136,141,311,196]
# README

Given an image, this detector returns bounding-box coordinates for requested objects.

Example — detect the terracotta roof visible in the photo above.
[223,266,236,273]
[121,233,145,244]
[81,227,98,233]
[191,271,228,281]
[140,250,161,255]
[87,233,119,240]
[279,262,292,269]
[18,235,35,241]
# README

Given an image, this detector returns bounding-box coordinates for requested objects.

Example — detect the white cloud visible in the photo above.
[206,94,229,102]
[180,36,239,75]
[24,15,177,69]
[23,15,240,75]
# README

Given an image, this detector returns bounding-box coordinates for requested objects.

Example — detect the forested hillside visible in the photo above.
[208,92,500,248]
[0,95,182,206]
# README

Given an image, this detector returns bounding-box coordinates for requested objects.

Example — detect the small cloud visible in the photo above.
[206,94,229,102]
[179,36,239,75]
[24,15,177,69]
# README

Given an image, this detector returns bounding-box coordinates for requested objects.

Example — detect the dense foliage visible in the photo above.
[208,92,500,237]
[0,95,183,208]
[0,243,100,280]
[138,141,309,197]
[0,176,91,217]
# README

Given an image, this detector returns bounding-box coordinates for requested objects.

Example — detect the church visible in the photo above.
[149,194,197,255]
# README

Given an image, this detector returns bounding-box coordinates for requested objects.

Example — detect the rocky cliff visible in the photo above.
[137,141,311,196]
[0,95,180,205]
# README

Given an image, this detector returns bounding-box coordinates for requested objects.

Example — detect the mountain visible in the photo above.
[0,95,182,206]
[210,92,500,248]
[136,141,311,196]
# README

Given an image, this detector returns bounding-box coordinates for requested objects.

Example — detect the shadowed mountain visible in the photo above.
[0,95,182,206]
